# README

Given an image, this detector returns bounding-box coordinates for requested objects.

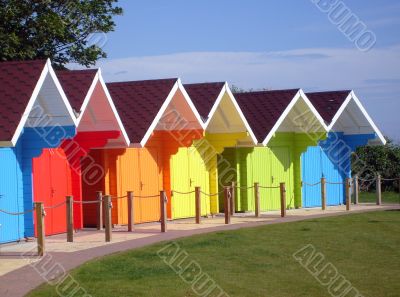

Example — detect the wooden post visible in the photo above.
[127,191,134,232]
[66,196,74,242]
[160,191,167,232]
[195,187,201,224]
[230,182,236,215]
[96,191,103,230]
[224,186,231,224]
[353,175,359,205]
[280,183,286,217]
[346,178,351,211]
[103,195,112,242]
[35,202,45,256]
[376,174,382,205]
[321,177,326,211]
[254,182,260,217]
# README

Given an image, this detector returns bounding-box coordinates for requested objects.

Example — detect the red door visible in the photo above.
[33,148,72,236]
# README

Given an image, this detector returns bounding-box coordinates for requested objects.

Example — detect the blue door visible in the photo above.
[0,148,24,243]
[302,146,323,207]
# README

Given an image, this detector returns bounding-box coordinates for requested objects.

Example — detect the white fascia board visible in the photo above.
[300,89,329,132]
[98,70,131,146]
[178,79,206,130]
[327,92,352,132]
[349,91,386,145]
[225,83,258,145]
[76,70,100,125]
[47,60,78,127]
[10,62,49,146]
[262,89,328,146]
[11,59,77,146]
[204,85,226,127]
[139,80,180,147]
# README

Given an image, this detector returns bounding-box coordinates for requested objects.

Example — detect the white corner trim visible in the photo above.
[327,92,352,132]
[178,79,206,130]
[350,92,386,145]
[98,71,131,146]
[262,89,328,146]
[225,83,258,145]
[139,80,180,147]
[76,70,100,125]
[204,85,226,127]
[47,60,78,127]
[10,59,77,146]
[300,89,329,132]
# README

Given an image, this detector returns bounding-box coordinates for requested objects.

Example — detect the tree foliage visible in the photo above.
[0,0,122,68]
[352,140,400,192]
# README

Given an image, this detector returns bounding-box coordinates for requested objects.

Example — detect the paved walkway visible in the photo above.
[0,204,398,297]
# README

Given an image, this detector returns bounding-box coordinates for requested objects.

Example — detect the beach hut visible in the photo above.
[220,89,327,212]
[83,78,204,225]
[184,82,257,214]
[32,69,129,235]
[301,90,386,207]
[0,60,76,243]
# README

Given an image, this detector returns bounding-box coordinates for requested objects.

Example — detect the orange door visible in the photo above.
[138,148,161,223]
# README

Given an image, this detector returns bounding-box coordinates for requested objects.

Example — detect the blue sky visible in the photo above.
[84,0,400,142]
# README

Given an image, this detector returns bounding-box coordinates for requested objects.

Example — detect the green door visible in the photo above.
[269,146,293,210]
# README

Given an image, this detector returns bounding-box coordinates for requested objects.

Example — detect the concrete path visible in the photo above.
[0,204,398,297]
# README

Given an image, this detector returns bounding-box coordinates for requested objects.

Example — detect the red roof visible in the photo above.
[57,69,98,113]
[234,89,300,143]
[106,78,178,143]
[306,91,350,124]
[0,60,47,141]
[184,82,225,122]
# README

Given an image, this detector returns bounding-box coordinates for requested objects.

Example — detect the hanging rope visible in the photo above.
[235,185,255,190]
[111,195,128,200]
[358,177,376,182]
[302,181,321,187]
[74,200,101,204]
[44,201,67,209]
[326,181,346,185]
[200,190,224,197]
[258,185,280,189]
[171,190,196,195]
[0,208,35,216]
[135,194,161,199]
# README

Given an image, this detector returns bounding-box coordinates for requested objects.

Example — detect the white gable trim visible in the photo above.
[262,89,328,146]
[212,83,258,145]
[98,71,131,146]
[328,91,386,145]
[139,79,206,147]
[10,59,77,146]
[75,71,100,124]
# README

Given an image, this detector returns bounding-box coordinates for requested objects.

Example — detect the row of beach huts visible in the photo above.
[0,59,385,243]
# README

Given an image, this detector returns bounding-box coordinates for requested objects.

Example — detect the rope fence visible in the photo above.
[0,208,35,216]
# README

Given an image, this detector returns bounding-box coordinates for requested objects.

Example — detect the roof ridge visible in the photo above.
[107,78,178,85]
[234,88,300,95]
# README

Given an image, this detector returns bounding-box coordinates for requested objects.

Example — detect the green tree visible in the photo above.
[352,140,400,192]
[0,0,122,68]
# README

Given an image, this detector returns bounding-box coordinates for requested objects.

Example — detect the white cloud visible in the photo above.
[71,45,400,142]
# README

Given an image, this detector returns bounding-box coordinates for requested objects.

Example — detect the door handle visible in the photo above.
[140,182,144,191]
[271,176,274,184]
[189,178,193,187]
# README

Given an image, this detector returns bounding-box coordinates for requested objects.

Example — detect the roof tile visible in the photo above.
[106,79,177,143]
[0,60,47,141]
[57,69,98,113]
[306,91,351,124]
[234,89,299,143]
[184,82,225,122]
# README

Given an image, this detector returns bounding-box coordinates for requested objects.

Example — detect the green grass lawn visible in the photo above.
[29,211,400,297]
[359,191,400,204]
